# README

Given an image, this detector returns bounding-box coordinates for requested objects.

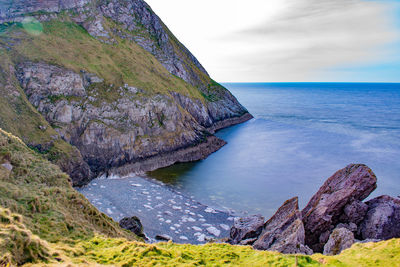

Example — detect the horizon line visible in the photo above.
[220,81,400,84]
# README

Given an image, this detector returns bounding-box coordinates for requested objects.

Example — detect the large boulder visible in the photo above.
[323,227,355,255]
[340,200,369,225]
[301,164,377,252]
[119,216,145,238]
[253,197,313,255]
[229,215,264,245]
[358,195,400,240]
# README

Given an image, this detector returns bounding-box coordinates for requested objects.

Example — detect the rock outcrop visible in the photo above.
[229,215,264,245]
[358,195,400,240]
[229,164,400,255]
[253,197,312,255]
[301,164,377,252]
[119,216,145,238]
[323,227,355,255]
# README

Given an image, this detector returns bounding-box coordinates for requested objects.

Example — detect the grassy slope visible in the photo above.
[4,19,204,100]
[0,128,399,266]
[0,128,137,265]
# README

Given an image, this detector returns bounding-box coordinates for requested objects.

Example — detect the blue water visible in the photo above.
[147,83,400,217]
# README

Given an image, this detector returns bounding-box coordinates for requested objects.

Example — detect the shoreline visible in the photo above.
[77,175,237,244]
[207,113,254,134]
[104,113,253,179]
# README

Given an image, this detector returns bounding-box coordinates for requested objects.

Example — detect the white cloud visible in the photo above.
[146,0,399,82]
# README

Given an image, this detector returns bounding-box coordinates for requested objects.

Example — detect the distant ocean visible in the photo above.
[147,83,400,217]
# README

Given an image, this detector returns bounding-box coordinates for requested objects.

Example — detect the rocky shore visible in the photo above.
[229,164,400,255]
[78,175,235,244]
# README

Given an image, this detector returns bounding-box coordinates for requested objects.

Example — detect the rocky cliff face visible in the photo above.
[0,0,251,185]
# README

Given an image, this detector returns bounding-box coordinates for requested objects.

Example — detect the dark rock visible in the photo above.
[323,227,355,255]
[229,215,264,245]
[119,216,144,238]
[57,149,92,187]
[253,197,313,255]
[302,164,377,252]
[358,195,400,240]
[155,234,172,242]
[341,200,368,225]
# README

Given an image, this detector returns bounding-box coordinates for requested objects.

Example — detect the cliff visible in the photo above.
[0,0,251,185]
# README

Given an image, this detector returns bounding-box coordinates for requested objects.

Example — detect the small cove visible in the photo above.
[79,82,400,240]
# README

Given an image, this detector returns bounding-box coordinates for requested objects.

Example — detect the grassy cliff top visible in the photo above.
[0,128,399,266]
[1,18,205,100]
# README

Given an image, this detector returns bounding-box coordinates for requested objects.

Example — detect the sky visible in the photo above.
[145,0,400,82]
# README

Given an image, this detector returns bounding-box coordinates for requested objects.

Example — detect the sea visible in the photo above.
[147,83,400,217]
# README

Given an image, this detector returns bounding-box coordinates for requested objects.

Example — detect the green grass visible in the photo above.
[0,128,137,265]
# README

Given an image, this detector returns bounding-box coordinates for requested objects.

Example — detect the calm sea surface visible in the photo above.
[147,83,400,217]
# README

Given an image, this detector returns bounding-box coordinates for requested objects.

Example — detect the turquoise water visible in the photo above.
[147,83,400,217]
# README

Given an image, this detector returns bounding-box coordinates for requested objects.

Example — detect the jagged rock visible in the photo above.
[119,216,145,238]
[358,195,400,240]
[253,197,313,255]
[336,223,358,233]
[323,228,355,255]
[155,234,172,242]
[341,200,368,225]
[302,164,377,252]
[229,215,264,245]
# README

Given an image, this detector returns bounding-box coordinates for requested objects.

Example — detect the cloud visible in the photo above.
[218,0,400,81]
[146,0,400,82]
